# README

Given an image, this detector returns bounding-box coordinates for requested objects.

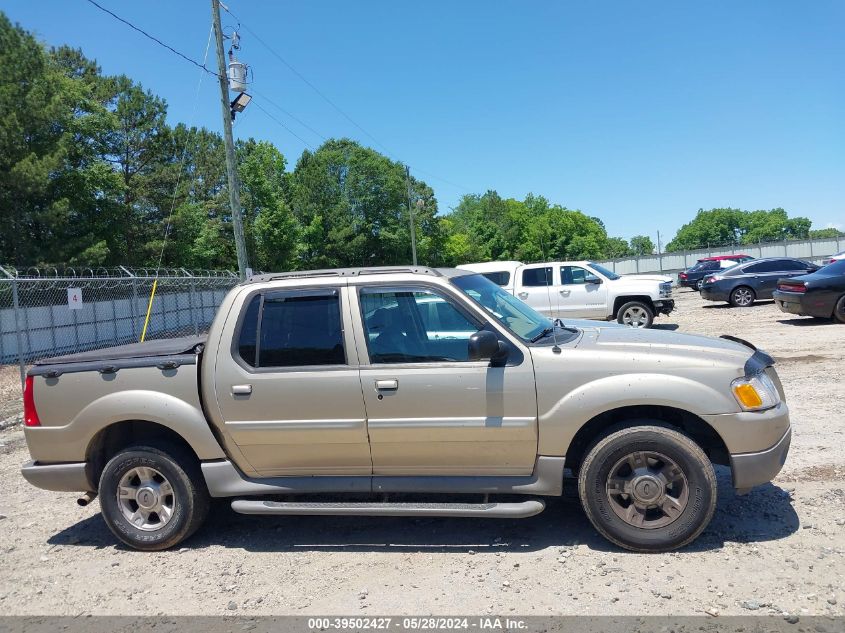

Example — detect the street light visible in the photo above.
[230,92,252,120]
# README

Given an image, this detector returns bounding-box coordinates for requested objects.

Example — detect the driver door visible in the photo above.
[351,284,538,476]
[558,265,607,318]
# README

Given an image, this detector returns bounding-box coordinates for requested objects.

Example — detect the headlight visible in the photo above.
[731,372,780,411]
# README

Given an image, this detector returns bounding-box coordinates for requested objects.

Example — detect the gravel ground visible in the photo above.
[0,290,843,616]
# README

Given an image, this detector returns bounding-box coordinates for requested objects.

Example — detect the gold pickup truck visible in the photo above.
[21,267,791,552]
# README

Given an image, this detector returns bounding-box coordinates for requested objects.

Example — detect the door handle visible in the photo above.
[231,384,252,396]
[375,379,399,391]
[517,292,529,299]
[559,289,571,297]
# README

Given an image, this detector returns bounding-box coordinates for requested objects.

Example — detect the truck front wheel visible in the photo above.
[616,301,654,328]
[577,425,717,552]
[98,445,210,551]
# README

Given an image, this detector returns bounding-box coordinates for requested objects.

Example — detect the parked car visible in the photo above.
[457,260,674,328]
[827,250,845,265]
[678,255,754,291]
[772,259,845,323]
[699,257,820,307]
[21,266,790,553]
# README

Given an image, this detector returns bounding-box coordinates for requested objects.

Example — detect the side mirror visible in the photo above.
[586,276,602,285]
[468,330,508,364]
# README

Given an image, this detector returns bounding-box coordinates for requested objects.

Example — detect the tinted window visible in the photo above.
[779,259,810,271]
[522,267,552,287]
[255,290,345,367]
[744,260,784,273]
[481,271,511,286]
[360,288,480,363]
[560,266,600,285]
[237,295,261,366]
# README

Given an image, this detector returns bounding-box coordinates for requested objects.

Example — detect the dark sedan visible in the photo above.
[677,254,753,290]
[773,259,845,323]
[699,257,820,307]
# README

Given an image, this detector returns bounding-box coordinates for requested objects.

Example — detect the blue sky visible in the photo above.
[6,1,844,242]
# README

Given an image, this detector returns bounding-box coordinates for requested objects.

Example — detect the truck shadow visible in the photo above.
[48,469,799,555]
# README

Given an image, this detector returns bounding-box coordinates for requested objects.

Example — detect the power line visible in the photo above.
[83,0,220,77]
[251,100,316,150]
[221,4,471,193]
[156,24,215,271]
[251,88,327,143]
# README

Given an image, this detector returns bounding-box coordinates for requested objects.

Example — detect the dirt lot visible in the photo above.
[1,290,843,616]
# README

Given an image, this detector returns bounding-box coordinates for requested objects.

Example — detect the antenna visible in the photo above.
[543,265,562,353]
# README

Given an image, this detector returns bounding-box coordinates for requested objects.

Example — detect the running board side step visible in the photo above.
[230,499,546,518]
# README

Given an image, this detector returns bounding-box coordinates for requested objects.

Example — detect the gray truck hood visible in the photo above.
[573,326,755,371]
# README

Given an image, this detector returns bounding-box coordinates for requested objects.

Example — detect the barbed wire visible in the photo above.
[0,265,239,280]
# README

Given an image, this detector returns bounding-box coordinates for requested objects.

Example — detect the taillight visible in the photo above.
[778,282,806,293]
[23,376,41,427]
[679,273,687,279]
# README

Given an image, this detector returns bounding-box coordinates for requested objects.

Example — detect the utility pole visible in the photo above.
[405,165,418,265]
[212,0,249,279]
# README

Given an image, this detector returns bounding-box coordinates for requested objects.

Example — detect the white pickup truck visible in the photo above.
[458,261,674,328]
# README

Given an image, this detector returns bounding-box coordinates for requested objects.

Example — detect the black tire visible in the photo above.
[577,425,717,552]
[616,300,654,328]
[834,295,845,324]
[729,285,756,307]
[691,280,701,292]
[98,444,210,551]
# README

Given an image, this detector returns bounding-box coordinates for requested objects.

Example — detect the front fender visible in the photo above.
[24,389,225,462]
[537,373,737,455]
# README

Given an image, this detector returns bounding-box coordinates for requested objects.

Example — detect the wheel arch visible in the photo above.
[612,295,654,317]
[564,405,730,476]
[86,420,201,487]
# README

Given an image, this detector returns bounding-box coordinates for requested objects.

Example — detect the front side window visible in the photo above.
[561,265,600,285]
[745,260,782,274]
[360,288,481,363]
[236,289,345,368]
[521,267,552,287]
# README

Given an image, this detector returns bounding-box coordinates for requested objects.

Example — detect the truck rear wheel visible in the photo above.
[577,425,717,552]
[98,444,210,551]
[616,301,654,328]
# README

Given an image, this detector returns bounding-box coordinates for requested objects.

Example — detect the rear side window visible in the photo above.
[236,289,345,368]
[481,271,511,286]
[521,267,552,287]
[237,295,261,366]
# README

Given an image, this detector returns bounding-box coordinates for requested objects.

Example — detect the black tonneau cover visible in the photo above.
[34,335,206,366]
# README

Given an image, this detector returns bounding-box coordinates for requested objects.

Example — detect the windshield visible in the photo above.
[451,273,551,341]
[587,262,620,280]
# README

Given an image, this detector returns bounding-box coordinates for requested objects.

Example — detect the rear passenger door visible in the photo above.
[213,286,371,476]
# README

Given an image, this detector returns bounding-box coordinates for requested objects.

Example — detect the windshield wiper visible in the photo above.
[530,327,555,343]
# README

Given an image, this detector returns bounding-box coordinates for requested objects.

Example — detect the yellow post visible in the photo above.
[140,278,158,342]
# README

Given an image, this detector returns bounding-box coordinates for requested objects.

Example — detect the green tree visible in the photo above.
[288,139,437,268]
[666,208,813,252]
[629,235,655,255]
[809,227,845,239]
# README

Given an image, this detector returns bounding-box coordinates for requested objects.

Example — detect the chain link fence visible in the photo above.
[0,266,240,426]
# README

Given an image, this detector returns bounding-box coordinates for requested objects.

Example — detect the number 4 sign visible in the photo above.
[67,287,83,310]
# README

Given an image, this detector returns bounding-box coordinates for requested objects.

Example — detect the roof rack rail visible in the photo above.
[249,266,441,283]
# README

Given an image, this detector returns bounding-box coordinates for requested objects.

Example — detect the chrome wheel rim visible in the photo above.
[622,306,649,328]
[117,466,176,531]
[606,451,689,529]
[733,288,753,306]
